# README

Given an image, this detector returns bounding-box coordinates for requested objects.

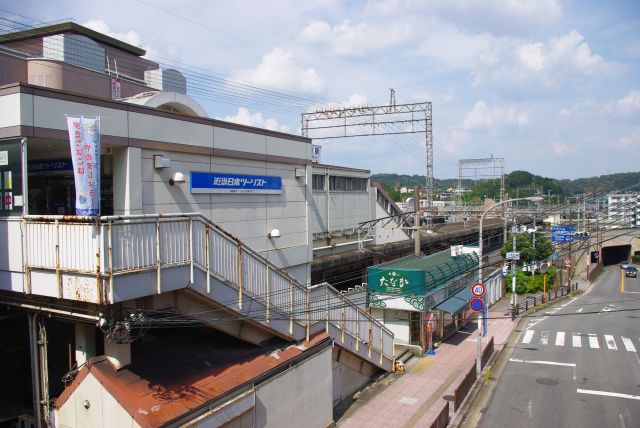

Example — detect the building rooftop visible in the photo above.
[0,21,146,56]
[55,327,331,427]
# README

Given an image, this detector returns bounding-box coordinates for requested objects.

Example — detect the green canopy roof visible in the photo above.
[367,249,479,296]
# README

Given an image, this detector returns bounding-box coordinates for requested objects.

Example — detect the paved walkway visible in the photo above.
[337,273,590,428]
[337,309,515,428]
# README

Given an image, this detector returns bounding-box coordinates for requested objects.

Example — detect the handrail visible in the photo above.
[19,213,395,367]
[325,283,393,337]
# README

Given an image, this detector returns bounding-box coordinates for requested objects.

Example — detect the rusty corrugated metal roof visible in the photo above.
[55,328,331,427]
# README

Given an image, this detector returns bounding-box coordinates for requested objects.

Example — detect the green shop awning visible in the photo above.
[434,286,474,314]
[367,249,479,296]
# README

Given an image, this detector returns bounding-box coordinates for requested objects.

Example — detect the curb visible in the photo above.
[448,288,584,428]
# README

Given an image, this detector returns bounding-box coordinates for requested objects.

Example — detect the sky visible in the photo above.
[5,0,640,179]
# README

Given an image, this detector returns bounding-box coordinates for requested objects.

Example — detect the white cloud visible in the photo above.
[231,48,324,94]
[551,143,576,156]
[605,90,640,116]
[462,101,530,130]
[83,20,144,48]
[613,136,634,148]
[558,98,597,117]
[418,21,497,70]
[299,19,412,56]
[472,30,620,90]
[219,107,290,133]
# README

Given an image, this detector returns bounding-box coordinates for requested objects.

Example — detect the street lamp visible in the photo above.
[475,195,543,376]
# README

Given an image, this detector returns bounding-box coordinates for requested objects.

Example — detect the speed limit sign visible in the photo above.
[471,282,486,297]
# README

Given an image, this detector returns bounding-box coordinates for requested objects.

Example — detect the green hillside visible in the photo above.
[371,171,640,202]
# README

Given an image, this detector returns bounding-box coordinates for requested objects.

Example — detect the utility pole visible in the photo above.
[414,186,420,255]
[511,209,517,307]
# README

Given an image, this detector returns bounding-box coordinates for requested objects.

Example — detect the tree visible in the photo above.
[500,231,553,265]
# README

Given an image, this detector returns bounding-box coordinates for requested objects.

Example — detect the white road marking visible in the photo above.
[605,335,618,350]
[399,397,418,405]
[526,316,548,330]
[572,333,582,348]
[588,334,600,349]
[555,332,565,346]
[622,291,640,294]
[509,358,576,367]
[577,388,640,401]
[561,298,578,307]
[576,307,583,313]
[618,413,627,428]
[540,331,550,346]
[621,337,636,352]
[522,330,534,344]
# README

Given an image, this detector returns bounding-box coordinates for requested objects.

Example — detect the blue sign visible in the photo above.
[552,225,575,243]
[482,306,488,337]
[190,172,282,194]
[469,297,484,312]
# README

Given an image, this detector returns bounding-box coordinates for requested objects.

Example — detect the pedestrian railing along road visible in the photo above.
[511,283,579,319]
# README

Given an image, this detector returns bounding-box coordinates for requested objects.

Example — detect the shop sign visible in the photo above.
[190,172,282,194]
[368,268,425,295]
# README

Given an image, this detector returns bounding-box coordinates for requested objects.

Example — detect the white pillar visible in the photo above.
[75,323,95,366]
[104,340,131,370]
[112,147,142,215]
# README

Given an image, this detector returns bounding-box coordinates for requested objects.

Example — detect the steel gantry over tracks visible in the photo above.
[301,100,434,221]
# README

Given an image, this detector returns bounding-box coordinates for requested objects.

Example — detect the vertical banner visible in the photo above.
[66,116,100,216]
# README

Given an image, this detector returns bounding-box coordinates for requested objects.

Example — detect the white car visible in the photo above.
[620,261,630,269]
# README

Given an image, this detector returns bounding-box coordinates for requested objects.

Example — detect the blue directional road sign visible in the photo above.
[552,225,575,243]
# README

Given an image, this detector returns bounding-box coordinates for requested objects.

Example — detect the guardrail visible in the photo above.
[17,213,394,369]
[510,283,579,320]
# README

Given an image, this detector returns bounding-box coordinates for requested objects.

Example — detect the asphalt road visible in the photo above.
[478,265,640,428]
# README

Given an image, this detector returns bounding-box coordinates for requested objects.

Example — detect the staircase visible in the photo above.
[5,213,394,371]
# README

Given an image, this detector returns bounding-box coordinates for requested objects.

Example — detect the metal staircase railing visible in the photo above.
[17,213,395,370]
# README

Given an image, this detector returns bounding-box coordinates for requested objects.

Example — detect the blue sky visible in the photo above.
[8,0,640,179]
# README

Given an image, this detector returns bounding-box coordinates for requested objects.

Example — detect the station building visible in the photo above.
[0,22,396,427]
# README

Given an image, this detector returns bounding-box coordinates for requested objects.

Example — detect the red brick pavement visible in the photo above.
[337,311,516,428]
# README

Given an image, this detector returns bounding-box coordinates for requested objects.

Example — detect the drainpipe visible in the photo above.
[325,169,330,234]
[21,137,29,215]
[28,312,42,427]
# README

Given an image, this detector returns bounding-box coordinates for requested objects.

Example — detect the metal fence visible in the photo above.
[511,283,579,319]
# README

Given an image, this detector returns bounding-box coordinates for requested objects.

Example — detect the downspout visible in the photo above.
[325,168,330,234]
[28,312,42,427]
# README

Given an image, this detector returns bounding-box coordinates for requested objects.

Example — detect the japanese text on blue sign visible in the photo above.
[551,225,575,243]
[190,172,282,194]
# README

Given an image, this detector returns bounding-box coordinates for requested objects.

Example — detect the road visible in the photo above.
[478,266,640,428]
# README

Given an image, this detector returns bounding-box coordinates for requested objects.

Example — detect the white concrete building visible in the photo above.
[607,193,639,228]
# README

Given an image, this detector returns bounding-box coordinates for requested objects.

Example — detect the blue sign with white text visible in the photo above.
[552,225,575,243]
[190,172,282,194]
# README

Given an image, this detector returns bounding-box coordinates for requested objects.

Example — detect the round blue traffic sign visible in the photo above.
[469,297,484,312]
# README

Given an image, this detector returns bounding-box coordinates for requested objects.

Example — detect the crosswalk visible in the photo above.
[521,330,639,352]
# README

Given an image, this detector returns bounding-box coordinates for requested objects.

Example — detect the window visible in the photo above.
[312,174,325,190]
[329,176,367,191]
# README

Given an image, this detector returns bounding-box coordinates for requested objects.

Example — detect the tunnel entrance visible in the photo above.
[601,245,631,266]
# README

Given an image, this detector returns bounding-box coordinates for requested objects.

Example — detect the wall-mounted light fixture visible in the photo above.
[268,228,281,239]
[154,155,171,169]
[169,172,185,186]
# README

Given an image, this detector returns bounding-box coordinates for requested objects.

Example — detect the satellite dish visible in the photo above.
[539,263,549,273]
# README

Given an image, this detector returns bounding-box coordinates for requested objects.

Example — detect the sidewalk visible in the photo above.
[336,308,515,428]
[336,274,589,428]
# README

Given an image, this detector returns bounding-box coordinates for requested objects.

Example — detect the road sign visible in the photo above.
[552,225,575,243]
[470,297,484,312]
[506,252,520,260]
[471,282,486,297]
